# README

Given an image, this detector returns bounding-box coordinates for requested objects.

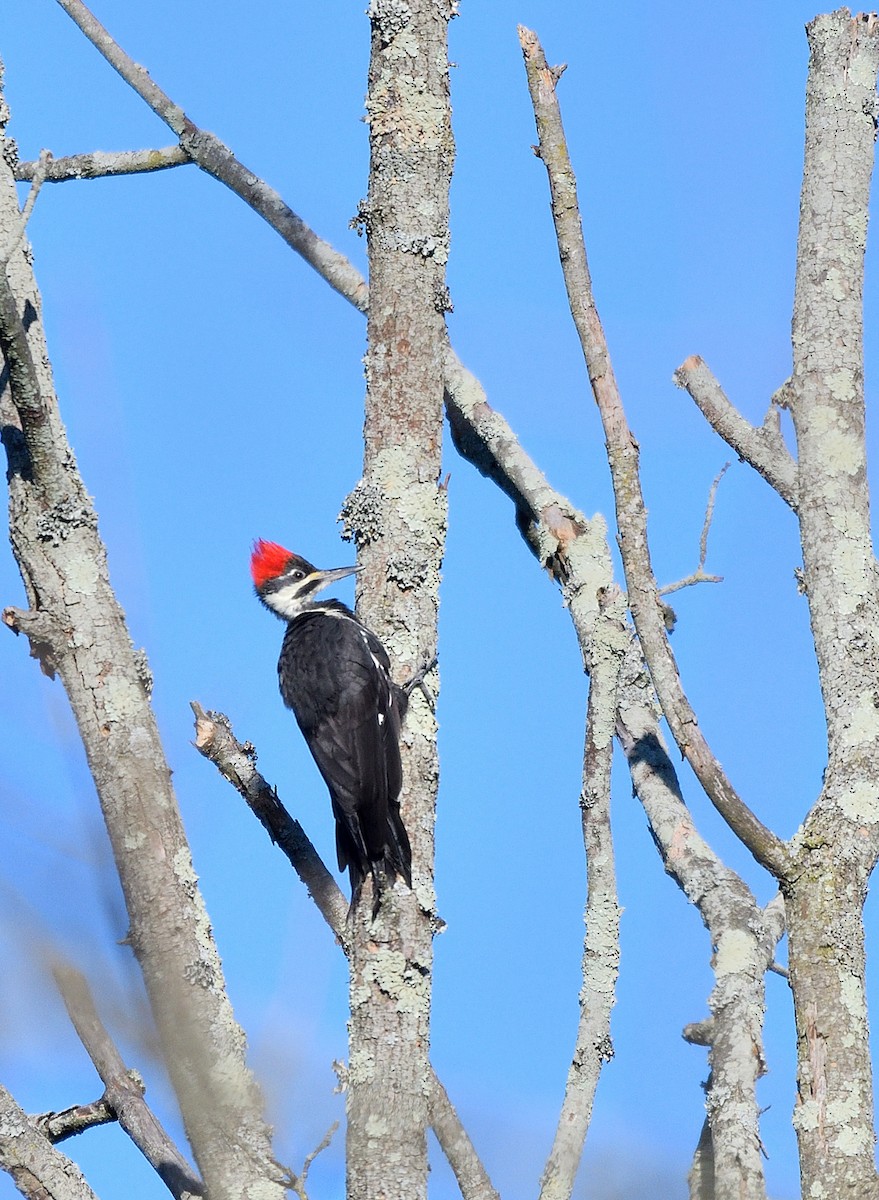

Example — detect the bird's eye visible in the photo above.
[291,570,304,581]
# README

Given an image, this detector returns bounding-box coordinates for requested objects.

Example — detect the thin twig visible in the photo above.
[287,1122,339,1200]
[518,24,789,879]
[15,146,190,183]
[659,463,729,596]
[53,962,203,1200]
[698,462,729,572]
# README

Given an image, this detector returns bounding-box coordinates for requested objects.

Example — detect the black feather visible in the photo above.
[277,600,412,906]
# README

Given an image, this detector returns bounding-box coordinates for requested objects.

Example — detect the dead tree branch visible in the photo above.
[191,703,351,948]
[615,641,785,1200]
[518,23,789,881]
[33,1099,115,1143]
[673,357,798,510]
[539,591,627,1200]
[15,146,190,183]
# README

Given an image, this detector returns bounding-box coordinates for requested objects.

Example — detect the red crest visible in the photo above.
[250,539,294,588]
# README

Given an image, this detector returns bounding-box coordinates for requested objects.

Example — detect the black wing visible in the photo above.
[278,606,411,896]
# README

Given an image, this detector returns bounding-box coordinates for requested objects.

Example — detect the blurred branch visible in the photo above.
[54,0,368,308]
[288,1122,339,1200]
[0,1083,100,1200]
[191,704,500,1200]
[54,962,203,1200]
[518,22,789,881]
[427,1079,501,1200]
[15,146,190,183]
[673,357,799,510]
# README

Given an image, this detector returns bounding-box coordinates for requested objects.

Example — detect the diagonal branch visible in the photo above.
[191,703,351,948]
[54,0,367,308]
[53,962,203,1200]
[190,704,500,1200]
[518,23,789,880]
[615,640,785,1200]
[673,356,799,510]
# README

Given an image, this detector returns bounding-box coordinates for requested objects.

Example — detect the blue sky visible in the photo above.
[1,4,874,1199]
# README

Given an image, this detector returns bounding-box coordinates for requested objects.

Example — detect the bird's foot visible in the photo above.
[403,654,438,709]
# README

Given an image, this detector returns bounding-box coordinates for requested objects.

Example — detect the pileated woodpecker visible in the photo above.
[251,539,412,908]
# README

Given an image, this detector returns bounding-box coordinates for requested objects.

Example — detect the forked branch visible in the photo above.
[0,1084,99,1200]
[673,356,799,510]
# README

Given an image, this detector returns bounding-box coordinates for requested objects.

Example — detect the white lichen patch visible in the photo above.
[830,1103,873,1156]
[839,972,867,1020]
[713,928,754,977]
[836,777,879,823]
[365,1112,391,1139]
[814,423,865,476]
[123,827,146,851]
[793,1097,821,1133]
[63,552,101,596]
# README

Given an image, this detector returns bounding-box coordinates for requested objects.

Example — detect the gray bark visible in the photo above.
[784,13,879,1199]
[0,76,283,1200]
[339,2,453,1199]
[0,1084,100,1200]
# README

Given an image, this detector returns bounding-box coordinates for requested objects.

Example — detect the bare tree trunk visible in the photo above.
[783,14,879,1198]
[340,2,453,1198]
[0,75,283,1200]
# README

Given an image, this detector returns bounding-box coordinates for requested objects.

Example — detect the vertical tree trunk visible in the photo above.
[785,13,879,1198]
[341,2,453,1199]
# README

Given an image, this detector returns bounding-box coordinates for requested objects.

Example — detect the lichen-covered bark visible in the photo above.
[339,2,453,1199]
[0,78,283,1200]
[0,1084,100,1200]
[616,648,783,1200]
[783,13,879,1199]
